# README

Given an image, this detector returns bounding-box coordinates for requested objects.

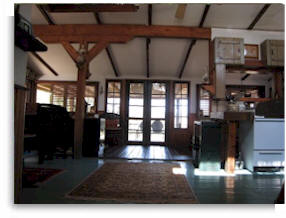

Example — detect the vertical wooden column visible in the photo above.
[225,121,237,174]
[120,80,127,146]
[274,71,283,98]
[14,86,26,203]
[73,62,88,159]
[168,81,174,145]
[62,40,109,158]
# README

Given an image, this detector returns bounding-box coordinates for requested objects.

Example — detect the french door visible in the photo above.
[126,81,168,146]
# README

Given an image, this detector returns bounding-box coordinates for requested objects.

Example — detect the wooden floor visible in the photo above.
[98,145,193,161]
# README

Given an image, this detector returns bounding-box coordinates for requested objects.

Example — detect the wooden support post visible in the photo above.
[274,71,283,98]
[73,62,88,159]
[14,85,26,203]
[225,121,237,174]
[62,41,109,159]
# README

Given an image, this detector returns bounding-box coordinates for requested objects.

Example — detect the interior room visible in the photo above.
[14,3,285,204]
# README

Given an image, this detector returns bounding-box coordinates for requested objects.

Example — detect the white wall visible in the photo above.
[14,5,32,87]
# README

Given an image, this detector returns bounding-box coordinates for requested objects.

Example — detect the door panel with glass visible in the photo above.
[127,82,144,143]
[127,81,167,145]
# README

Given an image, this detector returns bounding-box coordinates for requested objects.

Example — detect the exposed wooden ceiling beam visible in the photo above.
[178,40,196,79]
[33,24,211,43]
[178,4,210,78]
[146,4,152,78]
[199,4,210,28]
[241,74,250,81]
[247,4,271,30]
[36,5,55,25]
[43,4,139,13]
[30,52,59,76]
[94,13,119,77]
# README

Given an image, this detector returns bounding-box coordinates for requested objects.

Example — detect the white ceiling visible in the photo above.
[28,3,284,81]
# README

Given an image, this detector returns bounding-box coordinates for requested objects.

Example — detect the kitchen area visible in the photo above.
[193,35,285,174]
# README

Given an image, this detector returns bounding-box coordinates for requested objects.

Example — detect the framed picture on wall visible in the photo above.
[244,44,259,59]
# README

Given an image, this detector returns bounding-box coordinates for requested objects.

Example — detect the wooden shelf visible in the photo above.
[15,27,47,52]
[226,59,283,73]
[239,97,271,102]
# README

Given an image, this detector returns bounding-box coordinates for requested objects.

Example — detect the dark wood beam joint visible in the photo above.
[61,41,80,63]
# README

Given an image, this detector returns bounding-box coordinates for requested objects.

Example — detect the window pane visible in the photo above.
[113,104,120,114]
[151,96,165,106]
[128,131,143,141]
[113,82,121,93]
[151,120,165,132]
[174,105,188,117]
[130,83,144,94]
[175,83,182,94]
[174,82,189,128]
[174,117,188,129]
[108,82,114,92]
[174,98,188,105]
[152,83,166,95]
[113,97,120,104]
[181,83,188,95]
[200,99,210,116]
[36,90,51,104]
[128,119,143,131]
[107,81,121,115]
[151,106,165,118]
[129,106,143,118]
[107,103,114,113]
[129,94,144,106]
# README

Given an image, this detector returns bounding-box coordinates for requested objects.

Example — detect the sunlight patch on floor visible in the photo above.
[194,169,252,177]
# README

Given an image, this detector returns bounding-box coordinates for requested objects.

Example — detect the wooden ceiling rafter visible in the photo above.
[30,52,59,76]
[43,4,139,13]
[94,12,120,77]
[178,4,210,78]
[146,4,152,78]
[247,4,271,30]
[36,5,55,25]
[241,74,250,81]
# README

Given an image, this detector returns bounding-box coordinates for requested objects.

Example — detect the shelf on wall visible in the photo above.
[15,27,47,52]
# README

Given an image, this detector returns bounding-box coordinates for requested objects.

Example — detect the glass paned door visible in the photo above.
[150,83,166,143]
[127,81,167,145]
[127,82,144,142]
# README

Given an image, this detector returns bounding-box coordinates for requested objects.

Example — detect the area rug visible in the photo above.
[23,168,64,187]
[66,162,198,203]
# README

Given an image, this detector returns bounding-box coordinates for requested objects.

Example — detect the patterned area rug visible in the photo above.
[23,168,63,187]
[66,162,198,203]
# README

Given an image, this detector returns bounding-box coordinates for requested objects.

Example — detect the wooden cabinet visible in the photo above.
[214,37,245,65]
[261,40,284,67]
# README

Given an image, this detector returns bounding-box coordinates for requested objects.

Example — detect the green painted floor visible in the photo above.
[21,156,284,204]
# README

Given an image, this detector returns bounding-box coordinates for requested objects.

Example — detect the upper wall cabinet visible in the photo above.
[214,37,245,65]
[261,40,284,67]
